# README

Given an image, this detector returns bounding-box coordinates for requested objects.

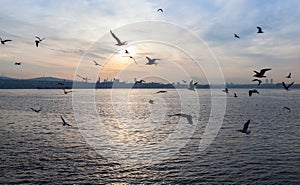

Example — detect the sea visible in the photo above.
[0,89,299,184]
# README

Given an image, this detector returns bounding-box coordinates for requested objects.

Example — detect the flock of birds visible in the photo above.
[1,9,296,133]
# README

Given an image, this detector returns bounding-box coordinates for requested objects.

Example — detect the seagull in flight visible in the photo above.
[14,62,21,66]
[125,49,130,54]
[257,26,264,33]
[182,80,187,83]
[148,99,154,104]
[30,107,42,113]
[286,73,291,78]
[35,36,45,47]
[253,68,271,78]
[134,79,145,86]
[60,115,71,127]
[234,33,240,39]
[168,113,193,124]
[0,37,12,44]
[188,80,197,91]
[283,106,291,112]
[237,119,251,134]
[145,56,160,65]
[282,82,294,91]
[222,88,229,94]
[93,60,101,66]
[157,8,163,13]
[77,74,91,83]
[252,79,262,86]
[234,92,238,98]
[155,90,167,94]
[249,89,259,97]
[63,89,72,94]
[110,30,127,46]
[123,56,137,64]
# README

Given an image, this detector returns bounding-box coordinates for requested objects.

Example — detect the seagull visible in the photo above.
[155,90,167,94]
[0,37,12,44]
[14,62,21,65]
[63,89,72,94]
[257,26,264,33]
[110,30,127,46]
[93,60,101,66]
[77,74,91,83]
[60,115,71,127]
[283,106,291,112]
[234,92,238,98]
[123,56,137,64]
[282,82,294,91]
[249,89,259,97]
[253,68,271,78]
[145,56,160,65]
[168,113,193,124]
[125,49,129,54]
[237,119,251,134]
[30,107,42,113]
[148,99,154,104]
[188,80,197,91]
[35,36,45,47]
[234,33,240,39]
[157,8,163,13]
[286,73,291,78]
[134,79,145,85]
[252,79,262,86]
[222,88,229,94]
[182,80,187,83]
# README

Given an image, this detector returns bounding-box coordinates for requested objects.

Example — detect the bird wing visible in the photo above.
[60,115,66,124]
[3,39,12,42]
[260,68,271,74]
[186,115,193,124]
[282,82,288,90]
[30,108,36,112]
[249,90,252,97]
[146,56,151,62]
[35,36,41,41]
[243,119,250,131]
[93,60,100,65]
[77,74,84,79]
[189,80,193,86]
[110,30,122,44]
[287,82,294,89]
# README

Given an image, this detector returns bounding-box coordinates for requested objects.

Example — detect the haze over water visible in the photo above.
[0,89,299,184]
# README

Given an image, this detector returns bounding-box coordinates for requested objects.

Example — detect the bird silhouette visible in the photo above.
[234,92,238,98]
[237,119,251,134]
[188,80,197,91]
[182,80,187,83]
[283,106,291,112]
[234,33,240,39]
[125,49,129,54]
[30,107,42,113]
[14,62,21,65]
[257,26,264,33]
[286,73,291,78]
[0,37,12,44]
[222,88,229,94]
[168,113,193,124]
[145,56,160,65]
[155,90,167,94]
[93,60,101,66]
[63,89,72,94]
[249,89,259,97]
[253,68,271,78]
[252,79,262,86]
[77,74,91,83]
[60,115,71,126]
[110,30,127,46]
[123,56,137,64]
[35,36,45,47]
[282,82,294,91]
[148,99,154,104]
[134,79,145,86]
[157,8,163,13]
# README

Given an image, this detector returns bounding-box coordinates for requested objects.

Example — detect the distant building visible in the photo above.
[265,79,269,84]
[270,79,273,84]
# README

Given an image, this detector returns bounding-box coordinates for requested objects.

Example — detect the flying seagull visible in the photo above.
[182,80,187,83]
[148,99,154,104]
[234,92,238,98]
[30,107,42,113]
[283,106,291,112]
[14,62,21,65]
[237,119,251,134]
[77,74,91,83]
[110,30,127,46]
[249,89,259,97]
[93,60,101,66]
[234,33,240,39]
[253,68,271,78]
[157,8,163,13]
[282,82,294,91]
[252,79,262,86]
[145,56,160,65]
[0,37,12,44]
[155,90,167,94]
[134,79,145,86]
[222,88,229,94]
[123,56,137,64]
[35,36,45,47]
[60,115,71,127]
[168,113,193,124]
[257,26,264,33]
[63,89,72,94]
[286,73,291,78]
[188,80,197,91]
[125,49,129,54]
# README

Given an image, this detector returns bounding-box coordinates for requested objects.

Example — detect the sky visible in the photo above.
[0,0,300,84]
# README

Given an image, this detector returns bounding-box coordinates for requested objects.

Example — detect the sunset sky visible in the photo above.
[0,0,299,84]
